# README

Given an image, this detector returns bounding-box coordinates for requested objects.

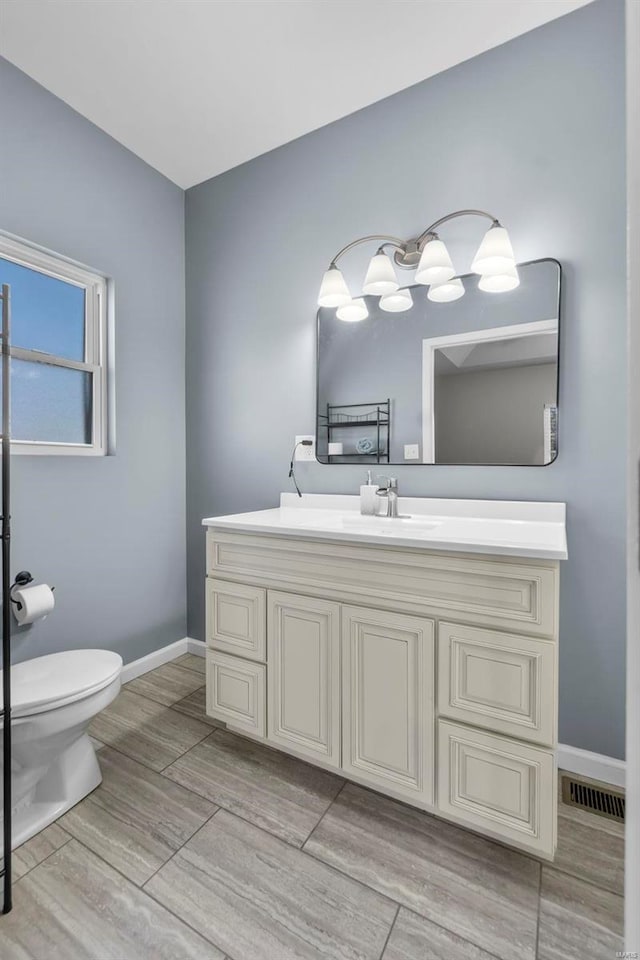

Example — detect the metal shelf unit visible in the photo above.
[319,400,390,464]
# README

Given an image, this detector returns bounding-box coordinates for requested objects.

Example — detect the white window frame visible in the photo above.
[0,234,108,456]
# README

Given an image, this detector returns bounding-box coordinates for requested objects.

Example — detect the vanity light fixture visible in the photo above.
[415,237,455,286]
[380,288,414,312]
[336,297,369,322]
[317,265,352,308]
[427,277,465,302]
[318,209,519,318]
[478,263,520,292]
[362,252,399,296]
[471,223,516,275]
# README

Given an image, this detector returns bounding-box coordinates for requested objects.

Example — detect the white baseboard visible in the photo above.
[120,640,626,790]
[121,637,190,683]
[558,743,626,788]
[120,636,205,683]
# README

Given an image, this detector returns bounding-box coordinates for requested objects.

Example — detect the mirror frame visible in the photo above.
[315,257,562,467]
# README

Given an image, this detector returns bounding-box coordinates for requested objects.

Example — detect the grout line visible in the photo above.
[157,727,214,774]
[170,682,206,706]
[56,825,231,959]
[88,725,213,778]
[141,806,222,890]
[388,907,506,960]
[301,780,348,849]
[300,811,539,960]
[11,833,74,886]
[538,862,624,900]
[208,803,510,960]
[140,814,234,960]
[378,903,400,960]
[172,655,207,677]
[121,684,204,711]
[156,750,346,852]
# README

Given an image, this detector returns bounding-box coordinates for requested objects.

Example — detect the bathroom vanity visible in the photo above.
[202,493,567,859]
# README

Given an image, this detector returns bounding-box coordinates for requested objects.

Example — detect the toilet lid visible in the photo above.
[2,650,122,717]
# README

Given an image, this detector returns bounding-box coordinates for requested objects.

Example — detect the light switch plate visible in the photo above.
[295,435,316,461]
[404,444,420,460]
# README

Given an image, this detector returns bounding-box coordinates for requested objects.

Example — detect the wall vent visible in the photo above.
[561,774,625,823]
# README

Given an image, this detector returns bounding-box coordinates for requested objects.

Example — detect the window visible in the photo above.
[0,235,108,455]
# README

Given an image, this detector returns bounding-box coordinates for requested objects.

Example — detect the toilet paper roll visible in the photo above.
[12,583,55,625]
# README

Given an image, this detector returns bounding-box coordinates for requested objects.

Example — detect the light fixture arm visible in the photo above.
[329,234,407,266]
[327,211,501,272]
[415,209,499,247]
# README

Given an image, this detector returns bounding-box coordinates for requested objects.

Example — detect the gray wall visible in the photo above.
[185,0,626,759]
[0,57,187,665]
[435,363,557,464]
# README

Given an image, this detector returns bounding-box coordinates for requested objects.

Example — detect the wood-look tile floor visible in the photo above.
[0,659,625,960]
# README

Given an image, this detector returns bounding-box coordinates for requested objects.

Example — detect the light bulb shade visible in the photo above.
[415,238,455,286]
[379,289,413,312]
[427,278,465,302]
[471,224,516,275]
[337,297,368,322]
[318,266,351,307]
[478,263,520,292]
[362,253,399,296]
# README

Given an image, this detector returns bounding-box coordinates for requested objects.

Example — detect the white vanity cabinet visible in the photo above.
[203,499,564,860]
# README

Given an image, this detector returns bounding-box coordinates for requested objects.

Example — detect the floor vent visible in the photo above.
[561,775,625,823]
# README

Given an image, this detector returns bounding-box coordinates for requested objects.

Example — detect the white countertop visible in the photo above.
[203,493,567,560]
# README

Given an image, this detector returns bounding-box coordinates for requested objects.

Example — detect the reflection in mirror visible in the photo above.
[316,259,560,466]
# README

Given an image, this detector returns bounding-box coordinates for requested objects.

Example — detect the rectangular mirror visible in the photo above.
[316,258,560,466]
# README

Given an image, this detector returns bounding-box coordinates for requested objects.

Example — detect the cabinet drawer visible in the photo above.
[206,578,266,661]
[206,650,265,736]
[438,622,556,745]
[438,720,556,858]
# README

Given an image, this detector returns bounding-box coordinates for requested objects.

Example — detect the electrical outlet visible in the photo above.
[295,435,316,461]
[404,443,420,460]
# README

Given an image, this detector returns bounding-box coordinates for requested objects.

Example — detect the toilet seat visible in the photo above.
[3,649,123,718]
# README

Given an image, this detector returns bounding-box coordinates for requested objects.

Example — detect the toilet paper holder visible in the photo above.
[9,571,55,612]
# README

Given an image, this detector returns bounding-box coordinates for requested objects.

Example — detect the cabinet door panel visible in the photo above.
[206,579,266,661]
[206,650,265,736]
[267,592,340,767]
[438,622,556,745]
[438,719,556,857]
[342,605,434,804]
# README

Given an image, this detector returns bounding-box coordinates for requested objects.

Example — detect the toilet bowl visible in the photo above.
[0,649,122,851]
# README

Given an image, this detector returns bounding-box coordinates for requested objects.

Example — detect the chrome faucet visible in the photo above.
[375,476,399,518]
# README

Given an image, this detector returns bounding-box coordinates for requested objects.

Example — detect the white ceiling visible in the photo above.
[0,0,593,189]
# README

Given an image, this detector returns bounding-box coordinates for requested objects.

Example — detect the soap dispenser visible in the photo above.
[360,470,378,516]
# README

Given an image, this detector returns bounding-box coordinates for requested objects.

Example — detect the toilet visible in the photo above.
[0,649,122,850]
